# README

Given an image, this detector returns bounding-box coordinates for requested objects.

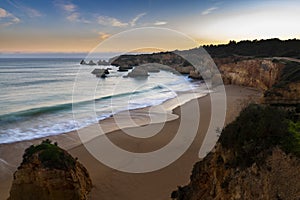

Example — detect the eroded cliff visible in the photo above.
[218,59,284,90]
[172,105,300,200]
[8,140,92,200]
[173,145,300,200]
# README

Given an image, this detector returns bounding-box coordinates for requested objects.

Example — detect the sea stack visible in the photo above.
[80,60,87,65]
[8,140,92,200]
[125,67,149,78]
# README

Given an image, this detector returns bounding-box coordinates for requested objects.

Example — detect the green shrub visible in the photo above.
[286,121,300,156]
[219,104,299,168]
[22,139,76,170]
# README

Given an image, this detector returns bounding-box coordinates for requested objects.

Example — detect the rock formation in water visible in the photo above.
[97,60,110,65]
[8,140,92,200]
[91,68,110,78]
[125,67,149,78]
[88,60,96,66]
[80,60,87,65]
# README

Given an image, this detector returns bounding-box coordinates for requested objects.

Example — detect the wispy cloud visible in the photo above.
[153,21,167,26]
[6,0,42,18]
[201,7,218,15]
[98,13,146,27]
[98,32,111,40]
[61,3,77,12]
[130,12,146,26]
[24,7,42,17]
[58,2,89,23]
[66,12,79,22]
[0,7,20,26]
[98,16,128,27]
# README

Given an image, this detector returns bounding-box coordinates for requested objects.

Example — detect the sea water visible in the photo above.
[0,58,206,144]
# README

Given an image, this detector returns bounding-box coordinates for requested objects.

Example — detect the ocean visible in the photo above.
[0,58,206,144]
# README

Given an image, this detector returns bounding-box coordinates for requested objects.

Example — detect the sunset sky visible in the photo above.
[0,0,300,54]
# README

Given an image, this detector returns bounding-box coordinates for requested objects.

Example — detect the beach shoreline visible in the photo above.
[0,85,261,200]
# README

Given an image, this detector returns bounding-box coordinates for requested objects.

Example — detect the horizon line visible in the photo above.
[1,37,299,56]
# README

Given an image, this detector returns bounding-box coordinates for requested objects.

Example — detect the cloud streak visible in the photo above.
[0,7,20,26]
[58,2,89,23]
[98,13,146,27]
[130,12,146,26]
[5,0,42,18]
[98,32,111,40]
[154,21,167,26]
[61,3,77,12]
[201,7,218,15]
[98,16,128,27]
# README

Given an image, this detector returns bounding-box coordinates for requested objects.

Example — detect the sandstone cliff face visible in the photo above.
[218,59,284,91]
[112,52,299,105]
[173,144,300,200]
[264,82,300,104]
[8,141,92,200]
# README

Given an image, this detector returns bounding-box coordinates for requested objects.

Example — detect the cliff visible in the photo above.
[172,104,300,200]
[8,140,92,200]
[218,59,284,90]
[264,82,300,104]
[173,145,300,200]
[263,60,300,105]
[110,52,203,79]
[112,50,300,105]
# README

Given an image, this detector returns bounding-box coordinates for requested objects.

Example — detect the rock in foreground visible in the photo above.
[8,140,92,200]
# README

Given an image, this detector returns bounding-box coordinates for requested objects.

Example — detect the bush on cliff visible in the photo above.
[219,104,300,168]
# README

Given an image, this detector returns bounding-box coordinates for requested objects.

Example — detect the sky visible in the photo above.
[0,0,300,54]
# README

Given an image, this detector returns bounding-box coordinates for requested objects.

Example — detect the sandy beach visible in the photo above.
[0,85,261,200]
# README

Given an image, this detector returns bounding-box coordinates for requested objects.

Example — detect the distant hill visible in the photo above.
[204,38,300,58]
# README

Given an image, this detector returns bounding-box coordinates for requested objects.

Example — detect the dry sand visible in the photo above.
[0,85,261,200]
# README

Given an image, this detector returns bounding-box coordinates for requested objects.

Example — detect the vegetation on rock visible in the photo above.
[204,38,300,58]
[219,104,300,169]
[9,139,92,200]
[22,139,76,170]
[172,104,300,200]
[273,61,300,88]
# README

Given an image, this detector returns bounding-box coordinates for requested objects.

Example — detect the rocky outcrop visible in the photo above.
[218,59,284,91]
[264,82,300,104]
[110,52,185,69]
[97,60,110,65]
[91,68,109,78]
[173,145,300,200]
[137,63,162,73]
[110,52,197,76]
[172,104,300,200]
[8,140,92,200]
[88,60,96,66]
[80,60,87,65]
[118,66,133,72]
[189,70,203,80]
[80,59,109,66]
[125,67,149,78]
[175,66,194,74]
